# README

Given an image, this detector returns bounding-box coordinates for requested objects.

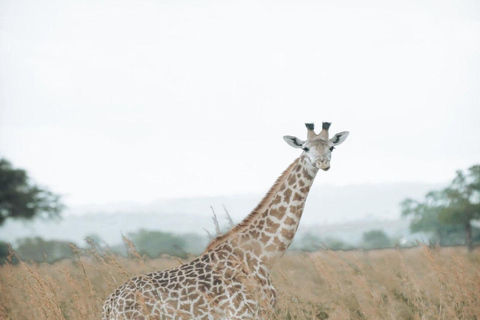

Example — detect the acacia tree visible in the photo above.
[401,191,459,245]
[439,166,480,251]
[401,165,480,251]
[0,159,64,226]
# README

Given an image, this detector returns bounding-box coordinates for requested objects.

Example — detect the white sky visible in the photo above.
[1,0,479,206]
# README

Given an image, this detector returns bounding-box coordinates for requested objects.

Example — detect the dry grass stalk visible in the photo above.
[122,235,145,267]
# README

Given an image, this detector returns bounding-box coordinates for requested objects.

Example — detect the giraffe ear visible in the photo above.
[283,136,305,149]
[330,131,349,146]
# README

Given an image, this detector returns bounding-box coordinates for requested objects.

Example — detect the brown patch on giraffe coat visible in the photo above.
[241,243,253,252]
[233,248,245,260]
[300,186,310,194]
[261,255,274,266]
[167,282,181,290]
[193,297,206,310]
[299,179,305,187]
[270,206,286,219]
[284,216,296,226]
[272,236,283,247]
[260,232,270,244]
[256,218,266,229]
[288,174,297,185]
[271,194,282,206]
[258,266,267,278]
[245,252,256,268]
[302,168,313,180]
[283,189,292,203]
[179,302,190,312]
[248,229,260,238]
[293,192,303,202]
[265,222,280,234]
[281,228,295,240]
[251,241,262,256]
[239,234,249,243]
[216,250,228,261]
[223,268,235,280]
[265,244,276,252]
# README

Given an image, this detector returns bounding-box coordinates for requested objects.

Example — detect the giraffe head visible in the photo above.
[283,122,349,171]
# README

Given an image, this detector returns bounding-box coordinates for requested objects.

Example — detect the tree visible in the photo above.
[362,230,391,249]
[15,237,75,263]
[0,159,64,226]
[401,165,480,251]
[401,191,463,246]
[0,241,9,264]
[128,229,188,258]
[439,166,480,251]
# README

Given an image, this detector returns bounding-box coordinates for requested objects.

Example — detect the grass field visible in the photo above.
[1,244,479,319]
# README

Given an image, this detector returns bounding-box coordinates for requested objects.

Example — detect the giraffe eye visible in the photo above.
[302,147,309,152]
[329,146,335,152]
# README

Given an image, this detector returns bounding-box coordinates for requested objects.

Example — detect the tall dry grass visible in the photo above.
[0,243,479,319]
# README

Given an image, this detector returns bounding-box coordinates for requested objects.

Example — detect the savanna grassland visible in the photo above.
[0,244,479,320]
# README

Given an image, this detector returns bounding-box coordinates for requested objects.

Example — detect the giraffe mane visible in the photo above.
[203,156,301,252]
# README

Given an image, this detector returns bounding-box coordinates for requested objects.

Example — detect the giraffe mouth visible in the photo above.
[313,161,330,171]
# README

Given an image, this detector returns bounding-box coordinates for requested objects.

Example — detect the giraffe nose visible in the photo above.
[323,166,330,171]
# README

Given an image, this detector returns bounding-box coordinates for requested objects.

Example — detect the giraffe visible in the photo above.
[102,122,349,320]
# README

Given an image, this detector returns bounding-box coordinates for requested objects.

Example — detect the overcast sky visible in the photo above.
[1,0,479,207]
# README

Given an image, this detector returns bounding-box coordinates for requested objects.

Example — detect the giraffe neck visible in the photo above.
[207,153,319,271]
[244,153,318,268]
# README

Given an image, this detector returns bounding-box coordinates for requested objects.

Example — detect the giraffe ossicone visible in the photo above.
[103,122,350,319]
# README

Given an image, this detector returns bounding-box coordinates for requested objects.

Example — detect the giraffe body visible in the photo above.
[103,122,349,319]
[102,251,275,319]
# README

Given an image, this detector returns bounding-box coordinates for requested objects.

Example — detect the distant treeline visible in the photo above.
[0,230,208,264]
[2,226,479,265]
